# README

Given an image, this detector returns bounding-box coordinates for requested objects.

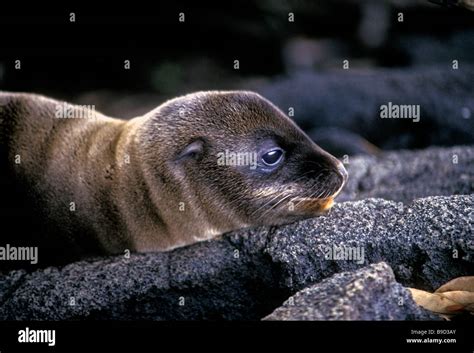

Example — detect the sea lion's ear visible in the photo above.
[175,139,205,161]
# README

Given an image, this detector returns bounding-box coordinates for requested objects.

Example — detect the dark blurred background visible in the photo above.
[1,0,473,156]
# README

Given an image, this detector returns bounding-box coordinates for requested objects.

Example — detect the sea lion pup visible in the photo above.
[0,91,347,266]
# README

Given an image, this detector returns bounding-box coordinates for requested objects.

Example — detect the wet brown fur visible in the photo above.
[0,91,346,262]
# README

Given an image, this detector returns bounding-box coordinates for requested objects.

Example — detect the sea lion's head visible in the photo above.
[140,91,347,236]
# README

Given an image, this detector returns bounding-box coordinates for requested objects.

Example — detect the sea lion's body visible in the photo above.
[0,91,346,268]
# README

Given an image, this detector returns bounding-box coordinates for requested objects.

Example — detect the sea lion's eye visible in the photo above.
[262,148,284,166]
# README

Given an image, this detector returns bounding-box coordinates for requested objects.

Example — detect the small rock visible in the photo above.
[264,262,438,320]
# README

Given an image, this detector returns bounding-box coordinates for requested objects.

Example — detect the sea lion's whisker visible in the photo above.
[292,174,327,208]
[293,191,320,208]
[262,193,293,214]
[257,193,295,220]
[293,180,329,208]
[224,191,252,208]
[250,190,289,216]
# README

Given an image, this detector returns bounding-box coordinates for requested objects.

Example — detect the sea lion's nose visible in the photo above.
[336,161,348,184]
[309,144,348,185]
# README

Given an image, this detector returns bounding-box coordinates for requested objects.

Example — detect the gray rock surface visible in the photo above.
[263,262,439,320]
[339,146,474,203]
[0,193,472,320]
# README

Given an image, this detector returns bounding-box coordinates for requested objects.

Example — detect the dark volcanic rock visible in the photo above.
[256,66,474,150]
[0,193,472,320]
[308,126,380,157]
[250,194,473,293]
[339,145,474,203]
[263,262,439,321]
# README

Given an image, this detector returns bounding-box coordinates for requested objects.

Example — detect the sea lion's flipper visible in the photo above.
[409,277,474,319]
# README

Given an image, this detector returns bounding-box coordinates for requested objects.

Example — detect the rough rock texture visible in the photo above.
[339,146,474,203]
[255,66,474,150]
[308,126,380,157]
[0,193,472,320]
[263,262,439,321]
[0,146,472,320]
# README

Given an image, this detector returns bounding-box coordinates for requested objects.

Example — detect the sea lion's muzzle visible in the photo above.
[288,149,348,216]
